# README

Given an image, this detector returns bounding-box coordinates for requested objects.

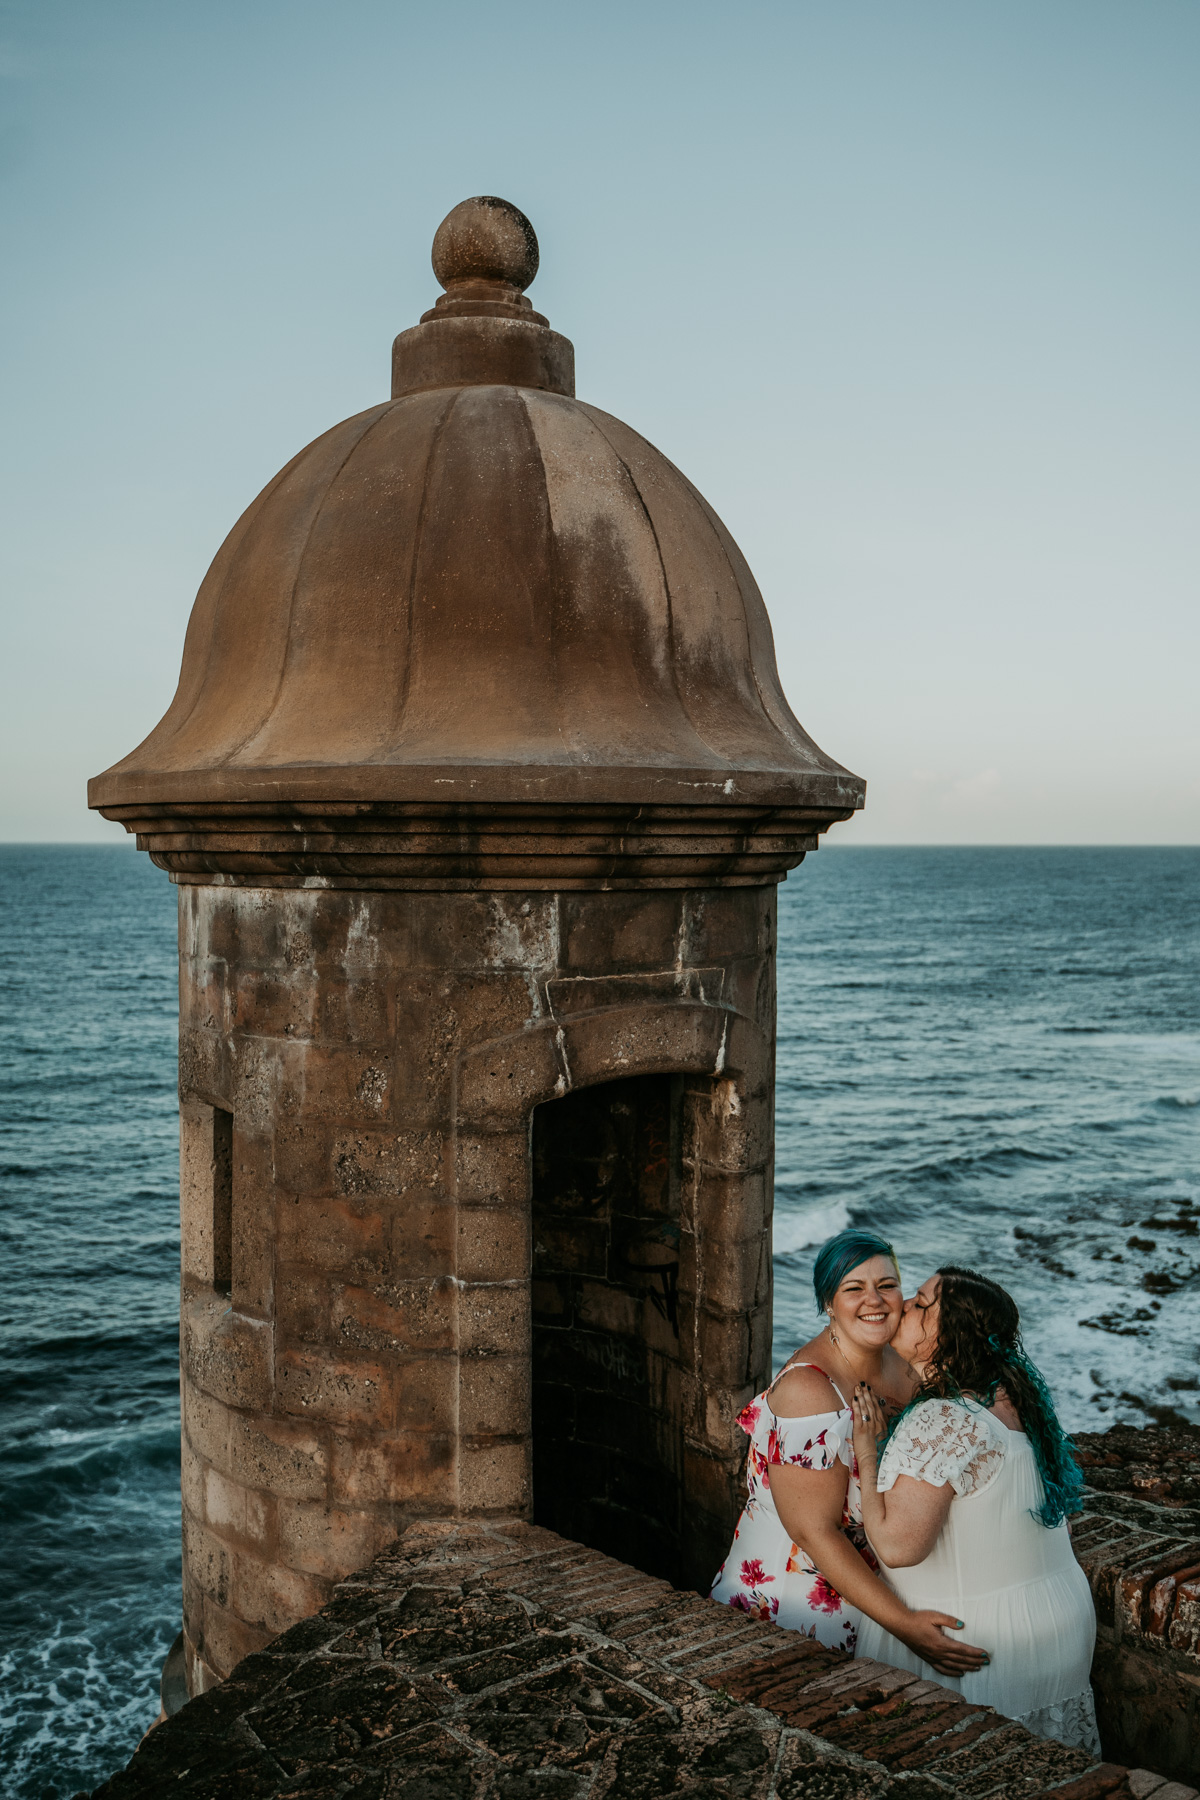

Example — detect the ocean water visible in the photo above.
[1,844,1197,1797]
[0,848,181,1800]
[772,849,1200,1431]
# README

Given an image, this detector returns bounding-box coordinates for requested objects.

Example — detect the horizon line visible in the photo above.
[1,840,1197,852]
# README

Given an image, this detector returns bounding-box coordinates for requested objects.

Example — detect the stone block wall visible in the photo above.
[1069,1427,1200,1784]
[90,1518,1190,1800]
[175,883,776,1693]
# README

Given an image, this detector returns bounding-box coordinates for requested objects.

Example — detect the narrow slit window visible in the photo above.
[212,1105,233,1297]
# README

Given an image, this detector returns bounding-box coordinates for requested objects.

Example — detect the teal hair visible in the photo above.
[812,1228,898,1314]
[982,1330,1086,1529]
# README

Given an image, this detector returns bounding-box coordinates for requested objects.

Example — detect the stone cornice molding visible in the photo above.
[96,796,855,889]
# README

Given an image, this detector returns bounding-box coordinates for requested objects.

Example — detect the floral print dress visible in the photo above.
[710,1362,877,1654]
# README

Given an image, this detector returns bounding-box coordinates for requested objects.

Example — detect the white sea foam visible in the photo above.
[773,1198,852,1255]
[0,1613,173,1797]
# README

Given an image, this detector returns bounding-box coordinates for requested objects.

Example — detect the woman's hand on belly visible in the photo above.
[771,1464,988,1676]
[890,1611,991,1678]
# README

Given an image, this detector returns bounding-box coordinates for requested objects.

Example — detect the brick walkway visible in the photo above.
[88,1519,1196,1800]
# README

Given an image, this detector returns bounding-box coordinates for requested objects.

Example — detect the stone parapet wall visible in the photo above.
[1075,1427,1200,1521]
[1068,1427,1200,1783]
[89,1519,1194,1800]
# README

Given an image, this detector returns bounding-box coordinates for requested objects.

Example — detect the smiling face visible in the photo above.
[827,1254,904,1350]
[892,1273,942,1369]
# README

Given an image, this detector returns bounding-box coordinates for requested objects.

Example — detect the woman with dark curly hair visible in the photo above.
[850,1266,1098,1753]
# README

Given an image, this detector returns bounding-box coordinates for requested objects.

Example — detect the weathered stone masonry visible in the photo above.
[175,884,778,1688]
[90,1519,1195,1800]
[1069,1427,1200,1784]
[90,193,867,1697]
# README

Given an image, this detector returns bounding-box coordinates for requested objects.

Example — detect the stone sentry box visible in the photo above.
[89,196,865,1698]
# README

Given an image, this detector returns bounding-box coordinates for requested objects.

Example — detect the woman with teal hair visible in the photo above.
[851,1266,1096,1752]
[711,1228,988,1677]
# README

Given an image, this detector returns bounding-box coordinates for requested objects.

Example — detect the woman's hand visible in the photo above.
[852,1383,955,1568]
[851,1383,887,1469]
[895,1610,990,1677]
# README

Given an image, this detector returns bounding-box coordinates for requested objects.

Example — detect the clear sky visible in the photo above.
[2,0,1196,844]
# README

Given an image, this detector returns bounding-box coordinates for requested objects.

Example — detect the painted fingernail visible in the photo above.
[955,1621,964,1630]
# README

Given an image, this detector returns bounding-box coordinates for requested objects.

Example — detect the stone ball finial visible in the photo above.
[432,196,539,293]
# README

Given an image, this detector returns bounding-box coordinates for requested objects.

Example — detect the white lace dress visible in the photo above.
[855,1398,1099,1755]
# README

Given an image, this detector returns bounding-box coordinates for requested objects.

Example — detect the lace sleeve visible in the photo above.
[876,1399,1003,1497]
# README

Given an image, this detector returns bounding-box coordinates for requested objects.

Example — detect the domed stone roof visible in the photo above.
[90,198,864,887]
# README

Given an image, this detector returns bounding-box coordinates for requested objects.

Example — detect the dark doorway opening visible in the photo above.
[531,1073,686,1583]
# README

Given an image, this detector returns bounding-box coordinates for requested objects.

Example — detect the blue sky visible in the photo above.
[2,0,1196,842]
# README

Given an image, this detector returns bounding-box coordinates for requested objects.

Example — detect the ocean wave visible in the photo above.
[773,1171,849,1196]
[1159,1091,1200,1109]
[0,1428,179,1512]
[9,1416,178,1458]
[1,1324,177,1360]
[898,1141,1069,1181]
[774,1198,853,1254]
[1139,1179,1200,1204]
[1055,1031,1200,1057]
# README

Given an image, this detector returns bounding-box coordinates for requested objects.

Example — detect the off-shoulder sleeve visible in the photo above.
[877,1399,1002,1496]
[771,1407,853,1472]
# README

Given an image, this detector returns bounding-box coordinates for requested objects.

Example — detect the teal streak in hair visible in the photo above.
[990,1338,1085,1529]
[884,1335,1084,1531]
